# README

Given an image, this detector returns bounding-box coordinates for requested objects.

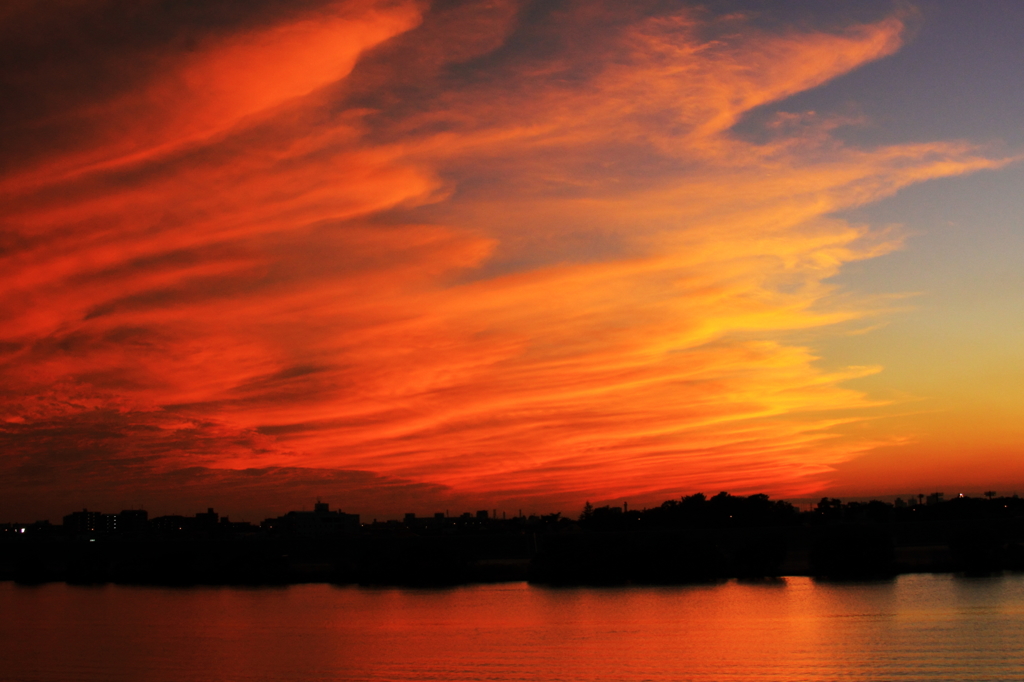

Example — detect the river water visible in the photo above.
[2,574,1023,681]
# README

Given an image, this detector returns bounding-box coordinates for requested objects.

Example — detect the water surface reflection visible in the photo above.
[2,574,1023,681]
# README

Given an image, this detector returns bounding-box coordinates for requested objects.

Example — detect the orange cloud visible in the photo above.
[0,0,424,194]
[0,1,1010,519]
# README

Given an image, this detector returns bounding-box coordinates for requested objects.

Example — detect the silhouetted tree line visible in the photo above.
[579,492,800,530]
[3,492,1024,586]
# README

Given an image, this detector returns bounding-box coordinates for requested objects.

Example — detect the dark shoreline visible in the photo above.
[3,524,1021,588]
[5,493,1023,587]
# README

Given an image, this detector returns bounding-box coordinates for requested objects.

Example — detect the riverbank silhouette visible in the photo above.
[3,493,1023,586]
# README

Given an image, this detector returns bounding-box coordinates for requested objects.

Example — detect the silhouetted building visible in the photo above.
[63,509,103,534]
[98,513,119,533]
[150,515,193,532]
[262,502,359,536]
[62,508,149,534]
[218,517,257,533]
[1,520,53,536]
[118,509,149,532]
[196,508,219,527]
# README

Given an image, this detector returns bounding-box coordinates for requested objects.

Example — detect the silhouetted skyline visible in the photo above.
[4,491,1023,586]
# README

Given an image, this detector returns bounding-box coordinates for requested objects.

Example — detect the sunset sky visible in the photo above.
[2,0,1023,522]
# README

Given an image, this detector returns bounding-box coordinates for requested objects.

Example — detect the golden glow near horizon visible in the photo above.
[1,1,1021,519]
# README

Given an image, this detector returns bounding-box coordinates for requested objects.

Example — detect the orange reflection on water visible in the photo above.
[3,575,1023,681]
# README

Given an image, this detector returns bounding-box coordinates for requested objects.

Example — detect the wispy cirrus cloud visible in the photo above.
[0,0,1008,519]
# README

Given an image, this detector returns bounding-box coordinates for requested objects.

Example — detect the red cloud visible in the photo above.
[0,1,1010,520]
